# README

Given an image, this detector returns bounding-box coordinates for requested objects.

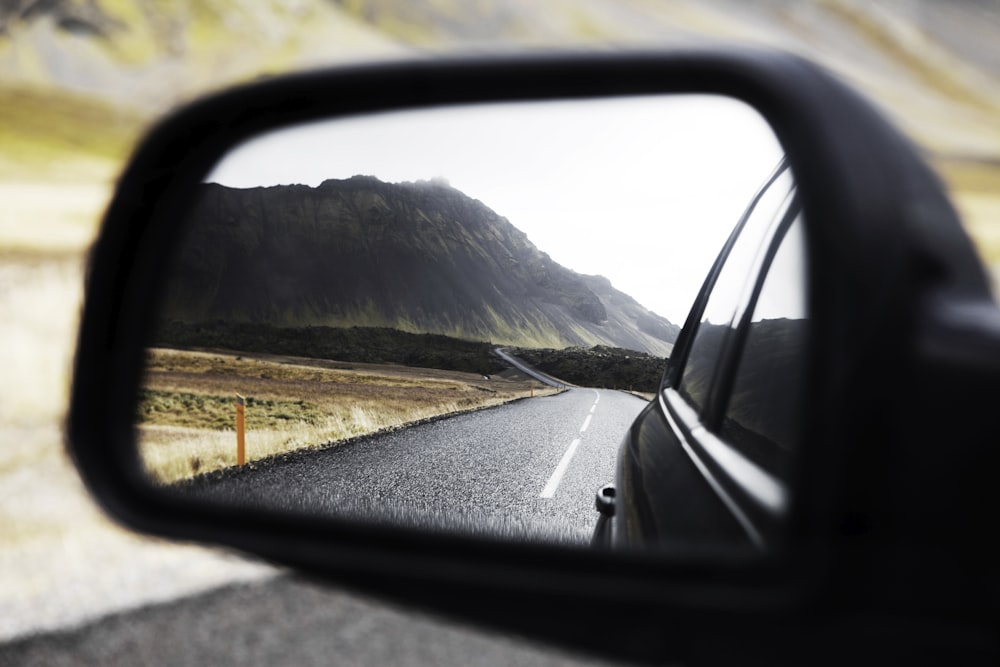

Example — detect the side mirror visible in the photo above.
[69,52,1000,664]
[138,93,786,549]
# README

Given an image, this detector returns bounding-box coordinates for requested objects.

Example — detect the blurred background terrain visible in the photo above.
[2,0,998,257]
[2,0,998,660]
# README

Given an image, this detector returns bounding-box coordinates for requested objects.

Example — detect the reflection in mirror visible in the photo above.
[720,215,808,484]
[135,95,791,548]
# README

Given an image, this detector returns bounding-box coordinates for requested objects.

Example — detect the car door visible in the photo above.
[611,160,807,550]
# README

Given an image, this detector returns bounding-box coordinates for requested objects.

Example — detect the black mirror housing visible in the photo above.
[68,50,1000,664]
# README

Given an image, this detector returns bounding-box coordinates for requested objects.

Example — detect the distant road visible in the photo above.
[493,347,570,387]
[185,388,648,545]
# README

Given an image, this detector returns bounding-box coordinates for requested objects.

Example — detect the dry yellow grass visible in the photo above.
[137,347,555,483]
[0,256,276,641]
[933,158,1000,295]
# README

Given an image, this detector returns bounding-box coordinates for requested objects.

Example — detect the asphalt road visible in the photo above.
[1,574,619,667]
[182,388,648,546]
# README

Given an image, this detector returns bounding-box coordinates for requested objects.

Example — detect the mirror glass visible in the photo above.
[135,95,793,548]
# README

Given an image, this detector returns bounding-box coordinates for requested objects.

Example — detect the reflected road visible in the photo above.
[183,388,648,545]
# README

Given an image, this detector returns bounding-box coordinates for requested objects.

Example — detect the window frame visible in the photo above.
[662,159,791,393]
[658,161,804,547]
[701,203,803,431]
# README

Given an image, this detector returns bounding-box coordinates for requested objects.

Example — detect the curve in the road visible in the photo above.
[492,347,573,388]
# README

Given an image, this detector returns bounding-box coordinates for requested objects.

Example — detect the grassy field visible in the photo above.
[136,347,554,483]
[153,321,509,376]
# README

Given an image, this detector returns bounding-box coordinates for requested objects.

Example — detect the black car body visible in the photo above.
[596,159,805,551]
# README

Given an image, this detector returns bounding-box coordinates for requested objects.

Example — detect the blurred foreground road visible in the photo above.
[1,574,616,667]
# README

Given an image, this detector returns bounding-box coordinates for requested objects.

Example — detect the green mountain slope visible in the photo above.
[160,176,679,354]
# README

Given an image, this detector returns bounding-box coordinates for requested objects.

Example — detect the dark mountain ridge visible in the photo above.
[162,176,678,355]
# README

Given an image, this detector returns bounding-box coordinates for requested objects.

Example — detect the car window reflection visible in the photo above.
[719,217,807,480]
[679,168,795,413]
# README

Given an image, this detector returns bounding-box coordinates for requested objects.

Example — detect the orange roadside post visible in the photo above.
[236,394,246,466]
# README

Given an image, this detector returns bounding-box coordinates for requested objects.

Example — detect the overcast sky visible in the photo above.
[207,95,785,323]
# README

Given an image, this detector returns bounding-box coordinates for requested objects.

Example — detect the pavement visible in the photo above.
[181,388,646,544]
[1,574,618,667]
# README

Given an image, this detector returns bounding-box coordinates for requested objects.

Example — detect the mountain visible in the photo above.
[159,176,679,355]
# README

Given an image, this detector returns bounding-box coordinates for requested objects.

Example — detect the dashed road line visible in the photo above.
[539,438,582,498]
[540,391,603,499]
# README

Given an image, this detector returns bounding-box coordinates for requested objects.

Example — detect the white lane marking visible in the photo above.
[540,439,581,498]
[539,390,605,498]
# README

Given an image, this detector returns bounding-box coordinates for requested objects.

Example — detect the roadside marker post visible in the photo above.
[236,394,246,466]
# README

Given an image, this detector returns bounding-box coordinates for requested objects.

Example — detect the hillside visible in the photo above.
[4,1,998,159]
[3,1,998,271]
[512,345,666,394]
[159,176,679,355]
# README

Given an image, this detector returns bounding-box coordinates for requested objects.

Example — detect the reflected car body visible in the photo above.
[596,160,805,550]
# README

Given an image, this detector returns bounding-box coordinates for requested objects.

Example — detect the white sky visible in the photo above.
[207,95,785,323]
